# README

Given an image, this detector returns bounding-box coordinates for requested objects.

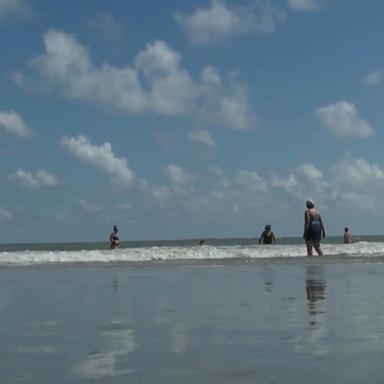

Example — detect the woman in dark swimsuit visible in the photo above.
[259,225,277,245]
[303,200,325,256]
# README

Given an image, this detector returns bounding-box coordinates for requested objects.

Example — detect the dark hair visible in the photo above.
[265,224,271,230]
[306,200,314,209]
[344,227,349,232]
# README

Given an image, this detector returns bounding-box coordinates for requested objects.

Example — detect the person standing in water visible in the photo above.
[109,225,120,249]
[303,200,325,256]
[343,227,352,243]
[259,225,277,244]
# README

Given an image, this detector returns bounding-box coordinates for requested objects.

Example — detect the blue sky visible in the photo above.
[1,0,384,243]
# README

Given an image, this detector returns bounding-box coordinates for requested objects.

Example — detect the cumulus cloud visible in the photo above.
[271,154,384,214]
[0,0,28,20]
[217,83,256,129]
[0,206,12,222]
[235,170,267,191]
[287,0,321,11]
[88,12,124,41]
[272,163,327,199]
[315,101,374,138]
[200,70,257,130]
[15,30,255,130]
[188,130,216,148]
[8,168,60,189]
[175,0,286,46]
[77,198,99,214]
[363,69,384,86]
[331,155,384,199]
[149,165,269,223]
[61,135,134,187]
[163,164,195,185]
[0,110,33,138]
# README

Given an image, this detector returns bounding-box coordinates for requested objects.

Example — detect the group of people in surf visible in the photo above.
[109,200,353,256]
[259,199,352,256]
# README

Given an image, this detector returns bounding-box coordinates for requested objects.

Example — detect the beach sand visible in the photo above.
[1,261,384,383]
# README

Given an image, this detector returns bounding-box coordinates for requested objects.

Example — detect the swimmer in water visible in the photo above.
[343,227,352,243]
[109,225,120,249]
[259,225,277,244]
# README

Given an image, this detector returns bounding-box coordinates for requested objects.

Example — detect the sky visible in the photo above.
[1,0,384,243]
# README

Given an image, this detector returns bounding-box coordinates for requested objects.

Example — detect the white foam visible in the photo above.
[1,242,384,266]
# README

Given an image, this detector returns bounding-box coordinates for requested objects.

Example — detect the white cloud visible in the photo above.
[315,101,374,138]
[235,170,267,191]
[272,154,384,214]
[331,154,384,192]
[188,130,216,148]
[8,168,60,189]
[0,110,33,138]
[272,163,327,200]
[217,83,256,129]
[61,135,135,187]
[0,206,12,222]
[200,71,257,130]
[363,69,384,86]
[134,40,199,115]
[287,0,321,11]
[175,0,286,46]
[0,0,28,19]
[16,30,193,115]
[209,166,231,189]
[88,12,124,40]
[149,165,269,222]
[16,30,255,130]
[163,164,195,185]
[77,198,99,214]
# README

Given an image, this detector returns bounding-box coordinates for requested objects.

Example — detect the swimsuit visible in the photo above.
[306,216,322,241]
[262,231,274,244]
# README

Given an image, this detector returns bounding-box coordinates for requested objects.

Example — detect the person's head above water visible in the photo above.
[344,227,349,232]
[113,225,118,233]
[306,199,314,209]
[265,224,271,231]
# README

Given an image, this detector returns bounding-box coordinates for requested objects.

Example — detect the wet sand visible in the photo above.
[1,262,384,383]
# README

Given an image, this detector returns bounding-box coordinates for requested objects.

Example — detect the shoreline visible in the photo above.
[1,253,384,270]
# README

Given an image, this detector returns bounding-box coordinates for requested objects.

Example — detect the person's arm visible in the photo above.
[259,231,264,244]
[320,215,326,238]
[272,232,277,244]
[303,211,309,239]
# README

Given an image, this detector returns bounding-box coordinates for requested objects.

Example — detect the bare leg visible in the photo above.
[306,241,313,256]
[313,241,323,256]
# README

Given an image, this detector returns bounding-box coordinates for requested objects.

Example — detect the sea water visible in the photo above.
[1,236,384,266]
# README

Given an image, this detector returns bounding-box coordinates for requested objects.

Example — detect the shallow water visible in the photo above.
[1,262,384,383]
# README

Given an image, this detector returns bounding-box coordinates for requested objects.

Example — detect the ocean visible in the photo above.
[1,235,384,266]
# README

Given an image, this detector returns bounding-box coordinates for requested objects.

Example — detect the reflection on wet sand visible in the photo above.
[72,321,135,380]
[262,266,274,293]
[305,265,327,325]
[302,265,330,356]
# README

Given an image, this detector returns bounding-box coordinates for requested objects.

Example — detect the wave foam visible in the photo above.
[1,242,384,266]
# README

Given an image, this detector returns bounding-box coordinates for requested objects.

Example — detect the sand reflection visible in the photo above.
[305,265,327,324]
[72,321,135,379]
